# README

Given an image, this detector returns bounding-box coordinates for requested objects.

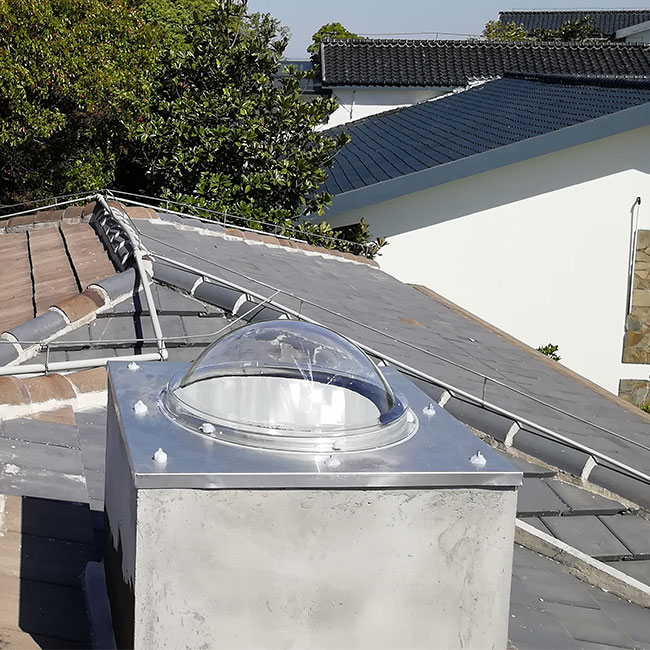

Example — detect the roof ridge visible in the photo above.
[503,70,650,87]
[500,8,650,14]
[322,37,650,49]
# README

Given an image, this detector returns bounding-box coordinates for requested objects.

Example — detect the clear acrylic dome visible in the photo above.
[162,320,416,452]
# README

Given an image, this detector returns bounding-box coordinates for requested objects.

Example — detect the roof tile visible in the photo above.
[0,376,31,405]
[55,294,100,323]
[5,214,35,233]
[325,76,650,197]
[321,39,650,88]
[65,367,106,394]
[499,10,650,37]
[24,375,75,403]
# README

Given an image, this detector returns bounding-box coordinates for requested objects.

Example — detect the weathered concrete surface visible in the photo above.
[130,487,517,650]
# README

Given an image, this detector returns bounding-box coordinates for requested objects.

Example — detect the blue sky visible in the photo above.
[247,0,650,57]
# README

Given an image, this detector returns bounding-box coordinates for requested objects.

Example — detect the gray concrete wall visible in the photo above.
[104,393,137,650]
[132,487,517,650]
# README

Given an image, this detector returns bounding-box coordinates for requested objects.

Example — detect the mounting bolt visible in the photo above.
[422,403,436,417]
[470,450,487,469]
[127,361,140,371]
[200,423,216,434]
[133,400,148,415]
[153,448,168,464]
[325,455,341,469]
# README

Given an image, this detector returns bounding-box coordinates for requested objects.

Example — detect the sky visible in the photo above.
[247,0,650,57]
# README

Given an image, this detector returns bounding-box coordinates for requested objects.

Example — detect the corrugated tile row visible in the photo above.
[321,39,650,88]
[0,367,106,409]
[0,203,116,333]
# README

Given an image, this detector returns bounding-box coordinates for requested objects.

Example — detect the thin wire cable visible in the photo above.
[149,252,650,484]
[6,194,650,455]
[357,31,480,37]
[0,190,95,213]
[2,289,281,349]
[135,225,650,453]
[0,194,96,221]
[108,190,376,250]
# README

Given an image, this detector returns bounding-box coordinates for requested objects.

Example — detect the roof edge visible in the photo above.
[324,100,650,218]
[616,18,650,38]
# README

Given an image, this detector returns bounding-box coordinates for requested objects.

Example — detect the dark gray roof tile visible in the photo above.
[0,465,88,503]
[542,600,637,648]
[517,478,568,516]
[2,418,79,448]
[499,10,650,37]
[324,76,650,197]
[540,515,632,560]
[599,514,650,557]
[321,39,650,88]
[606,559,650,585]
[545,479,628,515]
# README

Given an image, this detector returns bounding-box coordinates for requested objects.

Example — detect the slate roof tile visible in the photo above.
[321,38,650,88]
[324,75,650,196]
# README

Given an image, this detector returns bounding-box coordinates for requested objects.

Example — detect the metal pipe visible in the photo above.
[0,194,97,221]
[110,193,374,250]
[627,196,642,316]
[94,195,168,361]
[153,253,650,487]
[0,353,162,377]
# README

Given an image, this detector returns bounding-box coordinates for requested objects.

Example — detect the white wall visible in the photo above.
[326,126,650,394]
[320,87,450,129]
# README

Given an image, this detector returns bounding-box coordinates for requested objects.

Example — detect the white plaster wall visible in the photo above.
[326,126,650,394]
[320,87,450,129]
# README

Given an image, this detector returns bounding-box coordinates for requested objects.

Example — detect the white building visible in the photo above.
[321,73,650,396]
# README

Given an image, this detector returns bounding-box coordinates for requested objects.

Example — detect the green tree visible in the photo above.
[532,17,603,42]
[483,20,528,41]
[0,0,160,203]
[128,1,372,252]
[537,343,561,361]
[132,0,215,49]
[308,22,359,58]
[483,16,603,42]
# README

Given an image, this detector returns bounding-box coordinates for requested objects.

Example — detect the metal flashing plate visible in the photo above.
[108,362,522,489]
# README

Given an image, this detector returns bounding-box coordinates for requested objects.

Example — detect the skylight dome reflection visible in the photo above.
[162,320,416,452]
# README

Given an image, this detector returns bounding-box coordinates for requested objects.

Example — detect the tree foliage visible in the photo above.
[0,0,160,202]
[483,16,603,42]
[308,22,359,57]
[537,343,561,361]
[129,1,360,251]
[132,0,214,49]
[0,0,381,257]
[532,17,603,42]
[483,20,528,41]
